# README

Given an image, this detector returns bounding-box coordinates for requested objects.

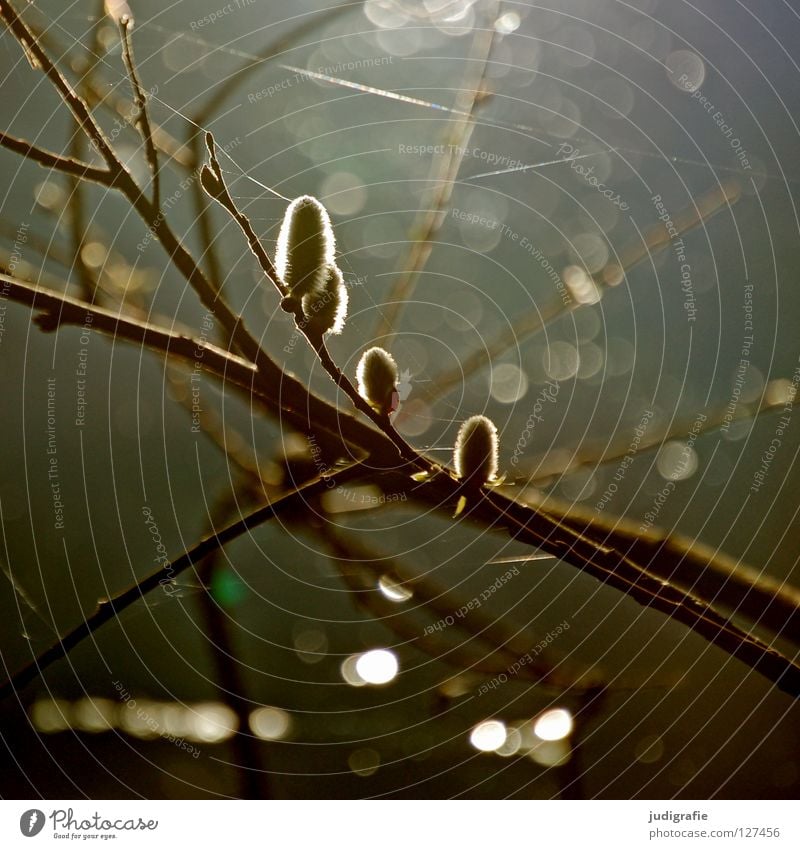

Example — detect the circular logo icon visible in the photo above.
[19,810,46,837]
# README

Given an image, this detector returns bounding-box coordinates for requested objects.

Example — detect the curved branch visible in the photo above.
[0,464,366,702]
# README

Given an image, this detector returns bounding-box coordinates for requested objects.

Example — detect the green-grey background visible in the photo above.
[0,0,798,797]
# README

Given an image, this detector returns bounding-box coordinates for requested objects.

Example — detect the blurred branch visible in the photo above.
[429,178,742,396]
[0,271,396,464]
[66,125,99,302]
[0,464,366,702]
[194,486,270,799]
[321,525,597,692]
[6,267,800,696]
[525,390,796,486]
[64,1,106,303]
[373,2,498,343]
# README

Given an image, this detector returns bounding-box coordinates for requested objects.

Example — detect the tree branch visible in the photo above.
[0,131,113,185]
[6,269,800,695]
[118,15,161,209]
[199,132,427,469]
[0,464,366,702]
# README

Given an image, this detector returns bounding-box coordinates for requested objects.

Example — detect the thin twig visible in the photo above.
[0,271,395,463]
[200,132,427,469]
[0,131,113,185]
[118,15,161,208]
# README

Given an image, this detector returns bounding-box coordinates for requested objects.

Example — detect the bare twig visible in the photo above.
[194,486,270,799]
[3,3,799,697]
[200,133,428,469]
[118,15,161,208]
[0,131,113,185]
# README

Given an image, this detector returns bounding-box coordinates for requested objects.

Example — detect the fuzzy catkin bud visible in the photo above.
[302,265,348,335]
[275,195,335,297]
[357,347,399,416]
[454,415,499,484]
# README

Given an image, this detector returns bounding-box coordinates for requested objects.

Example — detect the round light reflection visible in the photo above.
[469,719,507,752]
[533,707,573,741]
[355,649,399,685]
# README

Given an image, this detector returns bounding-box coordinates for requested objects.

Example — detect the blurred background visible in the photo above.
[0,0,798,798]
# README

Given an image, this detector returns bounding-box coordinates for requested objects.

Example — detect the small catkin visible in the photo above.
[275,195,335,297]
[356,347,399,416]
[454,415,499,484]
[302,264,348,335]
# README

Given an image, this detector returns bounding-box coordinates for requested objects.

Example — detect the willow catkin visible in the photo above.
[275,195,335,297]
[302,264,348,335]
[454,415,499,484]
[356,347,399,415]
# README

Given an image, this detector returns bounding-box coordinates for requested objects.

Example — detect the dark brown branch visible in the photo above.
[0,464,366,702]
[528,493,800,642]
[472,485,800,698]
[0,271,395,464]
[0,0,270,366]
[118,16,161,209]
[0,131,113,185]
